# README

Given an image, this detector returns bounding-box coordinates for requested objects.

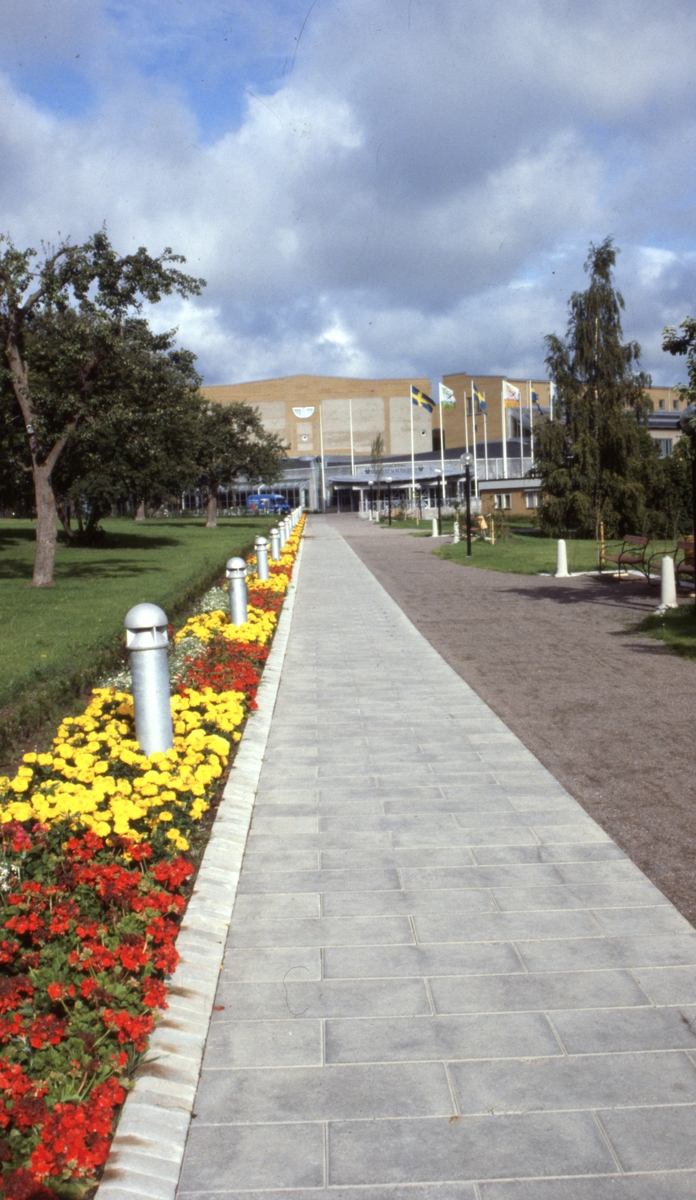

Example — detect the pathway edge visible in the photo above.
[96,535,305,1200]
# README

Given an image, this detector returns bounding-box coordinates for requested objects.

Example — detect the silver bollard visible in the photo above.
[279,520,288,548]
[255,536,269,581]
[226,557,248,625]
[555,539,569,578]
[124,603,174,756]
[269,527,281,561]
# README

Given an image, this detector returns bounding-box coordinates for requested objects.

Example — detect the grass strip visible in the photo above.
[632,602,696,660]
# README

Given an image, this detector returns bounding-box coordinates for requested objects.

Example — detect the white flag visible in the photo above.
[439,383,456,409]
[502,380,521,405]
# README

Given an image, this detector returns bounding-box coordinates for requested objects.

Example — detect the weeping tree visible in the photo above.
[536,238,660,538]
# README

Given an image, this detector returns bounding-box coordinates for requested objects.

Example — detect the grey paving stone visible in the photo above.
[600,1104,696,1171]
[321,889,498,918]
[327,1111,617,1184]
[221,948,322,981]
[322,942,524,980]
[550,1005,696,1055]
[449,1050,696,1114]
[227,915,414,946]
[324,1012,561,1063]
[202,1019,322,1068]
[231,893,320,919]
[517,933,696,973]
[399,864,566,889]
[178,1186,478,1200]
[630,964,696,1004]
[194,1062,453,1122]
[591,906,695,938]
[393,829,540,848]
[211,977,432,1020]
[429,968,649,1013]
[471,843,627,865]
[556,859,653,883]
[479,1174,696,1199]
[490,880,668,911]
[237,869,402,893]
[413,910,602,944]
[178,1122,324,1191]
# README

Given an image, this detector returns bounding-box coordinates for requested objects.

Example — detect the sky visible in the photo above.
[1,0,695,388]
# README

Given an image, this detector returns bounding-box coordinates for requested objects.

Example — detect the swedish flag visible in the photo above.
[473,382,486,413]
[411,385,435,413]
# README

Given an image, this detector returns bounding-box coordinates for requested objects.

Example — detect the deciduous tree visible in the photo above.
[0,229,204,585]
[192,403,286,528]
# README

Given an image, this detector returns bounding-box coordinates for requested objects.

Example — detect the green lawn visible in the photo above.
[634,603,696,660]
[436,532,679,576]
[0,517,273,708]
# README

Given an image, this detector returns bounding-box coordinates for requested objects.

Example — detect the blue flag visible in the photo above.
[411,385,435,413]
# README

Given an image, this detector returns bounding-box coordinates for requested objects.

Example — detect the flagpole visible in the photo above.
[550,380,554,422]
[349,399,355,477]
[319,403,326,512]
[410,393,416,512]
[483,400,489,480]
[438,386,446,506]
[472,407,479,496]
[528,381,533,468]
[464,385,470,458]
[501,381,508,480]
[518,384,523,475]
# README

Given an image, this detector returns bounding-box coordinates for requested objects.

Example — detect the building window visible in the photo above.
[494,493,511,510]
[658,398,665,410]
[525,491,540,509]
[657,438,673,458]
[674,400,680,410]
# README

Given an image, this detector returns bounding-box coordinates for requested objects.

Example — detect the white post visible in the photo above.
[410,397,416,506]
[432,516,438,537]
[124,603,174,757]
[269,527,281,560]
[501,382,508,480]
[529,380,534,465]
[255,536,269,581]
[656,555,678,613]
[555,539,569,578]
[453,520,460,544]
[518,385,523,472]
[464,386,470,458]
[550,380,554,422]
[349,399,355,477]
[483,405,489,480]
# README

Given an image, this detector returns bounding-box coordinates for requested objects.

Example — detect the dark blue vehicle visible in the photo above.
[246,493,291,515]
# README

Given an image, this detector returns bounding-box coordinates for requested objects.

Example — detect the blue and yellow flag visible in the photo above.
[411,385,435,413]
[473,382,486,413]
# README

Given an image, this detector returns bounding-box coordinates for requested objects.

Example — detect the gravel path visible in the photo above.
[336,515,696,926]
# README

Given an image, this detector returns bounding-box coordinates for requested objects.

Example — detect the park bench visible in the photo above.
[600,534,651,580]
[674,539,695,591]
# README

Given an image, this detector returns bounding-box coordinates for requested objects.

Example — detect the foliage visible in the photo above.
[437,531,679,576]
[0,228,205,585]
[634,603,696,661]
[192,403,286,529]
[536,238,663,538]
[0,518,303,1195]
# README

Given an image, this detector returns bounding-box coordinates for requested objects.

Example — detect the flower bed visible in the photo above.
[0,517,304,1198]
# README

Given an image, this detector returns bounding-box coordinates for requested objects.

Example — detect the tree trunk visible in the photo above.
[206,493,218,529]
[135,500,146,521]
[32,463,58,587]
[55,496,76,541]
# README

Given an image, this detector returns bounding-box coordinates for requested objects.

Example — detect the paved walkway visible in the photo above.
[176,517,696,1199]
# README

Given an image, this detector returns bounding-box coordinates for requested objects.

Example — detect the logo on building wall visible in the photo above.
[293,407,315,418]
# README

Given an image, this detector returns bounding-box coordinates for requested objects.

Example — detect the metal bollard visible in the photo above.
[255,535,269,581]
[432,517,438,537]
[453,520,460,544]
[279,520,288,548]
[269,527,281,561]
[124,603,174,756]
[226,557,248,625]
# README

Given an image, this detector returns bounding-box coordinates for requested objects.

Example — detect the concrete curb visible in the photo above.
[96,535,304,1200]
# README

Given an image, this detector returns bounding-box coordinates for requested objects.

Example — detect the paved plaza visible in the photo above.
[176,517,696,1198]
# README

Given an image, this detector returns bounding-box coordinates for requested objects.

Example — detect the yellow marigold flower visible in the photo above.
[22,753,37,764]
[158,811,173,822]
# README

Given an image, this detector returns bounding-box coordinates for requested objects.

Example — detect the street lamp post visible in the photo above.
[434,469,443,535]
[461,452,473,558]
[386,477,393,525]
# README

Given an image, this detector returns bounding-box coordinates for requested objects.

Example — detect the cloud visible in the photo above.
[0,0,695,386]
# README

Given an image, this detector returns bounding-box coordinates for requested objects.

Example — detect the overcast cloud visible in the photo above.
[0,0,695,386]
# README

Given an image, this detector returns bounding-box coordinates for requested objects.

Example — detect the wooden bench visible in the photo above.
[601,534,651,580]
[675,538,695,591]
